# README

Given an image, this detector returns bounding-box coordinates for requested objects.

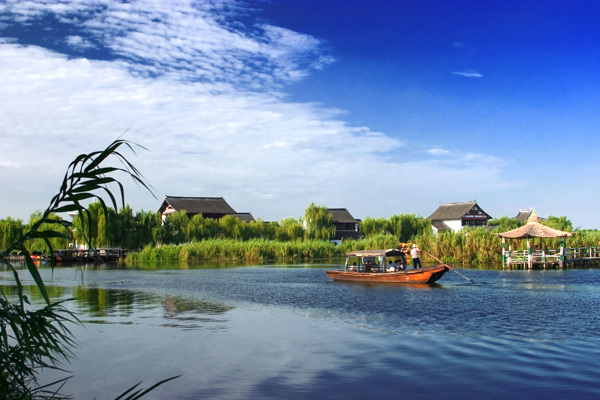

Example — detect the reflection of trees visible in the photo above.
[70,286,233,326]
[0,284,67,302]
[72,287,138,317]
[162,296,233,320]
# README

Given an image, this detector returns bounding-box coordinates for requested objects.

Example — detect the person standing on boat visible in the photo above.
[411,244,422,269]
[398,247,408,270]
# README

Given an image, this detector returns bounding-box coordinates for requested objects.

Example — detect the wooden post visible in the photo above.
[542,250,546,269]
[527,239,532,269]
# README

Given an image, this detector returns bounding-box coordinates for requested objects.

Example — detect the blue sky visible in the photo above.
[1,0,598,229]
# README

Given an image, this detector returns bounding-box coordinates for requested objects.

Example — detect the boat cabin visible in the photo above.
[345,249,407,272]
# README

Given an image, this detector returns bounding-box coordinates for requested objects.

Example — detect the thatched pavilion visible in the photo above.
[497,210,572,268]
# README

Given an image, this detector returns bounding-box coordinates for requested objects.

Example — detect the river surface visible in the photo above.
[3,262,600,399]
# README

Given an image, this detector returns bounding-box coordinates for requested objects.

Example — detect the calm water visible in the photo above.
[3,263,600,399]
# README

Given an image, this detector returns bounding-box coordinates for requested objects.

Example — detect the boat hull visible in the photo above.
[325,264,453,284]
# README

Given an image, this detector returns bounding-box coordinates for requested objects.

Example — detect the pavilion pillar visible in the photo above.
[559,238,565,268]
[527,239,532,269]
[502,237,506,268]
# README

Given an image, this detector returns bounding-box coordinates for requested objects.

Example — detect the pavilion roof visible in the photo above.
[496,210,572,239]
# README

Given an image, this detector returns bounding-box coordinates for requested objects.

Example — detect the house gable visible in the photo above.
[427,201,492,232]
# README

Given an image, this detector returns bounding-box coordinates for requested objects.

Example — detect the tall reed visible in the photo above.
[127,238,345,262]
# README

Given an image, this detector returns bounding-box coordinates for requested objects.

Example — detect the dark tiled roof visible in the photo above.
[427,201,478,220]
[427,201,492,221]
[231,213,255,223]
[515,209,533,224]
[158,196,236,215]
[515,208,545,224]
[327,208,358,223]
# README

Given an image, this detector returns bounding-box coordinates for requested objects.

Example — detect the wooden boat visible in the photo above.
[325,249,454,284]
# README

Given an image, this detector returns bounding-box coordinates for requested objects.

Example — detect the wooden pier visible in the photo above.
[502,247,600,269]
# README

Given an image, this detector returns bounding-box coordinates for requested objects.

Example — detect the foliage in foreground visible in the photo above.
[0,139,175,399]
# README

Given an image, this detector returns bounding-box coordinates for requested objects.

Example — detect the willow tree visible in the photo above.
[0,217,24,253]
[359,216,387,237]
[304,203,333,240]
[24,211,71,254]
[275,217,305,242]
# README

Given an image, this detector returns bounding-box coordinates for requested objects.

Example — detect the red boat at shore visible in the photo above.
[325,249,454,284]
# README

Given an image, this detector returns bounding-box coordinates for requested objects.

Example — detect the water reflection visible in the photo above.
[73,287,138,317]
[0,284,68,302]
[71,286,233,330]
[331,281,443,289]
[161,295,232,330]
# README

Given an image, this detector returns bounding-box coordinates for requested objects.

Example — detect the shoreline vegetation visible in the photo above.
[2,203,600,267]
[126,229,600,267]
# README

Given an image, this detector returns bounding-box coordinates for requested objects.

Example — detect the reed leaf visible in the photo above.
[0,139,174,399]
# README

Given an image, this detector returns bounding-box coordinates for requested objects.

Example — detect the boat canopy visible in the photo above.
[346,249,405,258]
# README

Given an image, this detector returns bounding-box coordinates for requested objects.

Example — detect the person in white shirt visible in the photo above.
[411,244,422,269]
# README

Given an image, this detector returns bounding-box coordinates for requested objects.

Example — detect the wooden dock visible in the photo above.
[502,247,600,269]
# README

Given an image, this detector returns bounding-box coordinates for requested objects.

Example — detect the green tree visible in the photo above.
[250,219,277,241]
[24,211,70,255]
[219,215,240,239]
[359,216,387,236]
[544,216,573,232]
[276,217,304,241]
[304,203,333,240]
[359,214,429,243]
[488,216,522,232]
[133,209,162,249]
[0,217,24,252]
[159,210,189,244]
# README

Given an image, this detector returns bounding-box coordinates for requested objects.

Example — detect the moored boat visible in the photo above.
[325,249,454,284]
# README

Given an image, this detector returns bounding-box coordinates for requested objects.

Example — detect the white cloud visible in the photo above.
[64,35,96,51]
[426,148,450,156]
[452,70,483,78]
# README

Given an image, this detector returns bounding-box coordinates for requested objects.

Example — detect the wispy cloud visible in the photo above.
[427,148,450,156]
[64,35,96,51]
[452,70,483,78]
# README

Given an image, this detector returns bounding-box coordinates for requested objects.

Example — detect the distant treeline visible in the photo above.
[1,202,599,266]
